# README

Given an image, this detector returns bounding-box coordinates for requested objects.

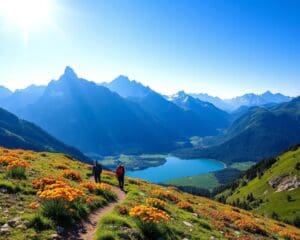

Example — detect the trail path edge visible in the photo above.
[63,182,126,240]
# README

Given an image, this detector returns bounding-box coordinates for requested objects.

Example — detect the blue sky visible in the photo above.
[0,0,299,98]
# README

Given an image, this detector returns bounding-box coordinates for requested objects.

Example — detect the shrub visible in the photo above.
[55,163,68,169]
[6,166,27,179]
[136,220,161,239]
[0,155,30,179]
[37,182,83,202]
[128,179,141,185]
[146,198,167,210]
[130,205,170,224]
[32,177,59,190]
[176,201,193,212]
[277,229,298,240]
[0,156,18,166]
[130,205,168,239]
[70,200,89,220]
[234,219,267,235]
[36,179,86,225]
[80,182,116,200]
[224,209,242,221]
[151,189,178,202]
[27,213,53,231]
[41,199,73,225]
[61,169,82,181]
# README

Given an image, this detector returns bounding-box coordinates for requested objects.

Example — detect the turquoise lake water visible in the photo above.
[126,156,226,183]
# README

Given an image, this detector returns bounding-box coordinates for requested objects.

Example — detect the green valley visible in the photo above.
[166,162,255,192]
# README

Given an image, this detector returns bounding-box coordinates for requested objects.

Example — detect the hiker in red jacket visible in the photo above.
[116,164,125,190]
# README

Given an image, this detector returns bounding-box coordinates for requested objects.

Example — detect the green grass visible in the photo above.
[166,173,220,190]
[1,147,300,240]
[217,147,300,224]
[0,148,116,240]
[230,161,256,171]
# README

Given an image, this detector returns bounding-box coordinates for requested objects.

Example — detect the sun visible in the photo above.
[0,0,53,43]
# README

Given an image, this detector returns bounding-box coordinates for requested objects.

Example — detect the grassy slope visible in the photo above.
[216,147,300,223]
[96,178,300,240]
[166,172,220,190]
[0,147,299,240]
[0,147,115,240]
[165,162,255,191]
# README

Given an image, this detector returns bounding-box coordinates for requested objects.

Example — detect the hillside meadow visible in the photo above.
[0,147,299,240]
[215,146,300,226]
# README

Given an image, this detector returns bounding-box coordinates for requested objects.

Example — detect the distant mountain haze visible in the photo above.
[0,86,12,99]
[169,91,230,130]
[189,93,229,111]
[0,107,90,162]
[101,75,152,99]
[191,91,292,112]
[0,85,45,114]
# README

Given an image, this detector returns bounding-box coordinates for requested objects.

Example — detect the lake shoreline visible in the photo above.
[126,156,226,183]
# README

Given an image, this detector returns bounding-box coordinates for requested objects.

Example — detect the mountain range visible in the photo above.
[169,91,230,130]
[103,76,228,137]
[2,68,234,157]
[174,97,300,164]
[190,91,292,112]
[16,67,180,157]
[0,66,297,161]
[0,107,89,162]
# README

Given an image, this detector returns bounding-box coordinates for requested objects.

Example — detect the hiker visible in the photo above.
[92,161,102,183]
[116,164,125,190]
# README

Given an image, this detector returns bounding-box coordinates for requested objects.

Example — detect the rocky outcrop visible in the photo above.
[268,174,300,192]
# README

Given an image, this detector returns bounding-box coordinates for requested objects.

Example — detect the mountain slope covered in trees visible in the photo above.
[174,97,300,164]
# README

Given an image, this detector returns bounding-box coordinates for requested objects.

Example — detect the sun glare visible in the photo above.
[0,0,53,43]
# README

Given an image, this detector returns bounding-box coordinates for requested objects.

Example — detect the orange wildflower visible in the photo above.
[151,189,178,202]
[130,205,170,224]
[61,169,81,181]
[29,202,40,209]
[146,197,166,209]
[176,201,193,212]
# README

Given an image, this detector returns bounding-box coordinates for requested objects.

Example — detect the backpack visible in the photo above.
[116,166,124,177]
